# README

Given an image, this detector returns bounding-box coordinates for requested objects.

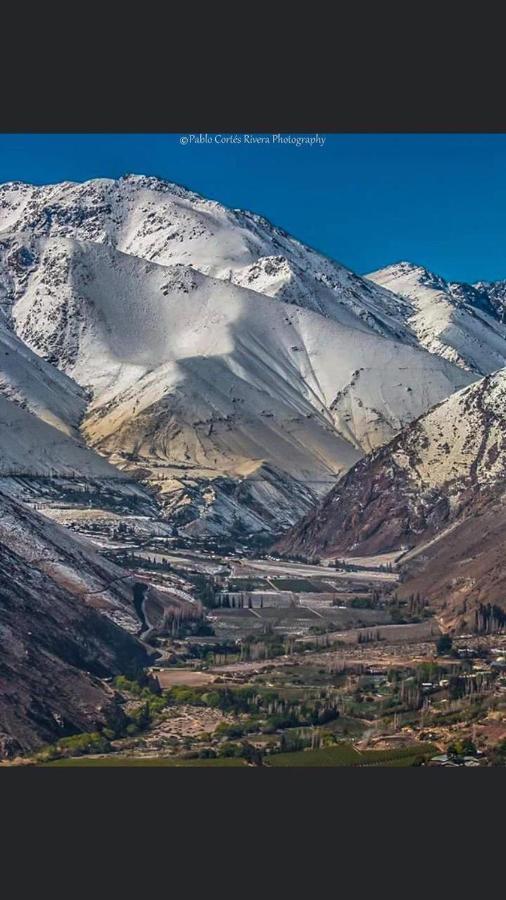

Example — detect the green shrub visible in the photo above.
[219,742,243,758]
[35,731,112,762]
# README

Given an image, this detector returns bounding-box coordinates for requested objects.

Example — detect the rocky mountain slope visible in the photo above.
[0,178,475,537]
[367,261,506,375]
[0,488,202,756]
[0,538,146,758]
[0,488,151,631]
[278,369,506,556]
[396,500,506,630]
[276,369,506,626]
[0,490,150,755]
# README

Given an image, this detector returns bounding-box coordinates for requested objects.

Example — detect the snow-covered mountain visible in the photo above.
[471,279,506,321]
[0,175,419,343]
[0,231,471,535]
[367,261,506,375]
[0,176,481,537]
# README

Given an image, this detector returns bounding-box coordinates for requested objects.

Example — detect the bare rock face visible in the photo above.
[0,732,22,759]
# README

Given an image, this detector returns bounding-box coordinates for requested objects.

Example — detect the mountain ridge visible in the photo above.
[367,261,506,374]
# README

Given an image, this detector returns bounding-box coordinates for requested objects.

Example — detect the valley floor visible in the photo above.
[1,503,503,768]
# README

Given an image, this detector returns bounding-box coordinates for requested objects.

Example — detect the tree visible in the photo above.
[489,739,506,766]
[460,738,477,756]
[436,634,453,655]
[242,741,264,766]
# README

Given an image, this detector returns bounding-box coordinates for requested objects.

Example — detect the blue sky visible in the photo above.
[1,133,505,282]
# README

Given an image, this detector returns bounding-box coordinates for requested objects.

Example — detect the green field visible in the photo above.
[43,756,247,768]
[226,578,267,591]
[268,742,436,767]
[270,578,335,592]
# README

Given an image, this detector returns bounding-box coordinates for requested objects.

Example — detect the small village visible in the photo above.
[23,532,505,768]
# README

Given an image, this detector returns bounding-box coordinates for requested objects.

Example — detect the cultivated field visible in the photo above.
[268,743,437,767]
[43,756,247,767]
[154,670,218,688]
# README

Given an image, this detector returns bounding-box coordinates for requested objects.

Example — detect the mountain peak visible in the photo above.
[371,260,445,287]
[116,172,204,200]
[368,259,506,374]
